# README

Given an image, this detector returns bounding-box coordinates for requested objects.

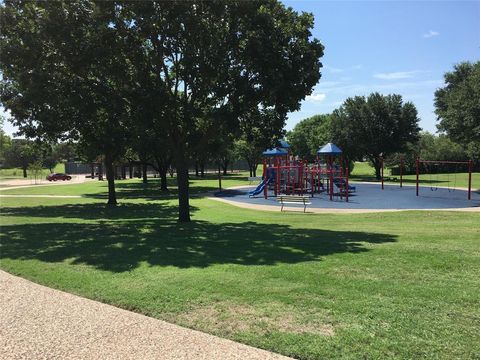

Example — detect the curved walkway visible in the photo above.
[0,270,291,360]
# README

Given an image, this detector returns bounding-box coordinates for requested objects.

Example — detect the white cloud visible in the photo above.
[305,93,326,102]
[326,66,344,73]
[324,64,362,74]
[423,30,439,38]
[373,71,419,80]
[315,79,442,95]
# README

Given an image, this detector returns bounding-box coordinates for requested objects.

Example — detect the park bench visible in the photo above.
[276,195,312,212]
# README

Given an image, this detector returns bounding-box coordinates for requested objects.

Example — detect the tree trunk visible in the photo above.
[175,154,190,222]
[222,159,229,176]
[91,164,95,178]
[142,163,147,184]
[370,157,381,180]
[247,161,253,177]
[200,163,205,178]
[129,164,133,179]
[98,163,103,181]
[22,167,27,178]
[195,162,199,177]
[105,155,117,205]
[121,166,126,179]
[160,169,168,191]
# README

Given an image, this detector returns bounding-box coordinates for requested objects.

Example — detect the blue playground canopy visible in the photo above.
[278,139,290,149]
[262,148,288,157]
[317,142,343,155]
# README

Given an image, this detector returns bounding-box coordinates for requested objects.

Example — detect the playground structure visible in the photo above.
[249,141,475,207]
[250,142,354,202]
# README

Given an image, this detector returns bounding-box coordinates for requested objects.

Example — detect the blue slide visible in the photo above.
[249,177,273,197]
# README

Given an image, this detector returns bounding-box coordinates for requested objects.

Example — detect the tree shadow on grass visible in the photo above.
[1,203,397,272]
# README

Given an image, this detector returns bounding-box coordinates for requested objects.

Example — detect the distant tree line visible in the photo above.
[287,61,480,178]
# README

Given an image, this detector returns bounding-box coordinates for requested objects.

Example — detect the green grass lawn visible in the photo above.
[1,179,479,359]
[0,163,66,180]
[351,161,479,190]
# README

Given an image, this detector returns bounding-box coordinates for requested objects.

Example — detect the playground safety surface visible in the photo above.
[213,183,480,212]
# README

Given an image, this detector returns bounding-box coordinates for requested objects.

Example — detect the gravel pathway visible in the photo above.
[0,270,292,360]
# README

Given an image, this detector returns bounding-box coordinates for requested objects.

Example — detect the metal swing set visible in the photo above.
[415,159,473,200]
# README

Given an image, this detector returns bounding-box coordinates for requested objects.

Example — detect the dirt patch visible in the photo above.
[172,301,335,337]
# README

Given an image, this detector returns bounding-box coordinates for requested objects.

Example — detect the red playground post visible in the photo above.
[468,160,472,200]
[400,157,404,188]
[345,167,349,202]
[263,158,267,199]
[416,158,419,196]
[329,156,333,201]
[381,157,384,190]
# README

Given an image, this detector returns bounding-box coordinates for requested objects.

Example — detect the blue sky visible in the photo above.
[283,0,480,132]
[1,1,479,136]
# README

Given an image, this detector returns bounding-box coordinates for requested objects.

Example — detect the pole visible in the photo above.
[468,160,472,200]
[416,158,419,197]
[400,157,403,188]
[218,164,222,191]
[263,158,267,199]
[381,156,384,190]
[329,156,333,201]
[346,167,349,203]
[300,164,303,195]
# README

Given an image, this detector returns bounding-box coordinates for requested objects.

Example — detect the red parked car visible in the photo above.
[46,173,72,181]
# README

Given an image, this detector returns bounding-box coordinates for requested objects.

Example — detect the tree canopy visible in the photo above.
[434,61,480,162]
[287,114,332,162]
[0,0,324,221]
[331,93,420,179]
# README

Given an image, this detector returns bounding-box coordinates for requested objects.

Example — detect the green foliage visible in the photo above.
[435,61,480,159]
[386,132,470,174]
[235,108,286,176]
[331,93,420,179]
[0,115,12,165]
[287,114,332,161]
[3,139,39,177]
[27,159,43,183]
[0,1,324,221]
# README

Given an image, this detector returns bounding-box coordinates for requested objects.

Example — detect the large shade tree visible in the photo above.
[434,61,480,163]
[122,1,324,221]
[0,1,134,204]
[331,93,420,179]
